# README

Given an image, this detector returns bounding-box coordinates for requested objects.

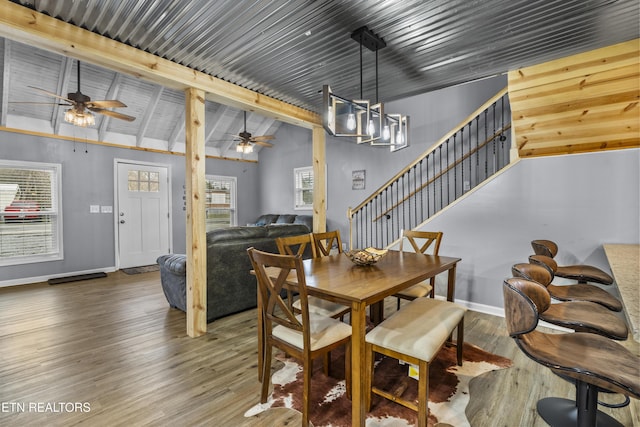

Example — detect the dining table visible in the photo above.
[256,249,462,427]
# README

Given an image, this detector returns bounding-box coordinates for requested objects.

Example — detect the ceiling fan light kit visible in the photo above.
[64,107,95,127]
[322,26,409,152]
[18,60,135,128]
[233,111,274,154]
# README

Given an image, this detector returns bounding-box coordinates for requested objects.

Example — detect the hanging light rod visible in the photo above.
[350,26,386,52]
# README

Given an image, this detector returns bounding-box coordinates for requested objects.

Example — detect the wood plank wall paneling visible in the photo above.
[508,39,640,157]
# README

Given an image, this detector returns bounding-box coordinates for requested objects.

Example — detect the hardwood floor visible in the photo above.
[0,271,637,426]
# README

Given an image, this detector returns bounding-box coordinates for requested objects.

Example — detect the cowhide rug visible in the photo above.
[245,342,512,426]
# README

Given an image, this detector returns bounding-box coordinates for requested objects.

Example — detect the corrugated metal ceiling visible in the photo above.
[2,0,639,158]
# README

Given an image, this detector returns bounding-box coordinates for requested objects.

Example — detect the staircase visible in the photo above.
[348,87,511,250]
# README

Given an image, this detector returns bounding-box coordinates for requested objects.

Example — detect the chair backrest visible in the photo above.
[511,262,552,287]
[313,230,343,257]
[276,233,317,258]
[528,254,558,276]
[399,230,443,255]
[502,278,550,337]
[247,247,310,342]
[531,240,558,258]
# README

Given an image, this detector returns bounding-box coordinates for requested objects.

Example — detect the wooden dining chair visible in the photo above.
[528,254,622,311]
[312,230,343,257]
[277,234,350,320]
[503,277,639,427]
[247,247,352,426]
[276,233,317,258]
[365,297,466,427]
[393,230,443,309]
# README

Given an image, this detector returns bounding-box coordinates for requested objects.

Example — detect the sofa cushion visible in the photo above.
[255,214,279,226]
[293,215,313,230]
[207,225,268,244]
[265,223,310,237]
[275,214,296,224]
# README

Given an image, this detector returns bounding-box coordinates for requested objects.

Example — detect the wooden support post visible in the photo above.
[312,126,326,233]
[185,87,207,337]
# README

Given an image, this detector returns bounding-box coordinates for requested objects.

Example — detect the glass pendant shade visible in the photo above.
[322,85,370,137]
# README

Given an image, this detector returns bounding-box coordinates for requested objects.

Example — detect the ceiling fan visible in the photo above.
[17,60,135,126]
[234,111,274,153]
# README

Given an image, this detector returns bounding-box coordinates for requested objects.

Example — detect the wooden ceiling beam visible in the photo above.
[0,1,321,129]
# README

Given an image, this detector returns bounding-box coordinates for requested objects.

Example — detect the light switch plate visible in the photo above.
[101,205,113,213]
[90,205,100,213]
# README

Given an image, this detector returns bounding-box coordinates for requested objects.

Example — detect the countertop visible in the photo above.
[603,244,640,342]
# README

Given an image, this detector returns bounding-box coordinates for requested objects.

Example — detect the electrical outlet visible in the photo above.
[463,181,470,191]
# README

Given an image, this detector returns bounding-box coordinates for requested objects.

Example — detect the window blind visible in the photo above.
[0,161,62,266]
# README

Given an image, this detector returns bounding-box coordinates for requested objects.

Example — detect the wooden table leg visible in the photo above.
[370,301,384,324]
[351,301,367,427]
[446,264,457,302]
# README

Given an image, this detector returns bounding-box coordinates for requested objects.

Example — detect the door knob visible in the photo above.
[120,220,125,224]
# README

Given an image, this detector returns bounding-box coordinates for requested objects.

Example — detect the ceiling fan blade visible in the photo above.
[250,135,275,141]
[91,108,136,122]
[87,100,127,108]
[9,101,69,105]
[253,140,273,147]
[28,86,74,103]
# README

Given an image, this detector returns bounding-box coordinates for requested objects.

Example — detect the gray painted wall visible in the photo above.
[0,131,258,283]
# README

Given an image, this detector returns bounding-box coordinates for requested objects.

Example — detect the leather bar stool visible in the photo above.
[511,263,628,340]
[503,277,639,427]
[531,240,614,284]
[528,254,622,311]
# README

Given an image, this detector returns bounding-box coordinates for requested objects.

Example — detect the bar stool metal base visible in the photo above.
[537,397,623,427]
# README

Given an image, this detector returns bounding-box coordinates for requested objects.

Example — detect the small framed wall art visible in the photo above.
[352,170,365,190]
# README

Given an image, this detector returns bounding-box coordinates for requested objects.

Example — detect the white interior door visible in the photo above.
[116,161,170,268]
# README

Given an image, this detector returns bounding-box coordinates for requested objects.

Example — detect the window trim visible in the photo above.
[294,166,314,211]
[0,159,63,266]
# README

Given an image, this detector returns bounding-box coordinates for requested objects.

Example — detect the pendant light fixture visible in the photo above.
[322,26,409,151]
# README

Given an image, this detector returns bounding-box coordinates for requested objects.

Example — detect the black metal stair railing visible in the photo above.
[348,87,511,250]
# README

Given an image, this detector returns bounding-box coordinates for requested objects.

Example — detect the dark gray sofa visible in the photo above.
[251,213,313,230]
[157,222,311,322]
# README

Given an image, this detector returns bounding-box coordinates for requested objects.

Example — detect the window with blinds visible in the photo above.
[205,175,237,231]
[0,160,62,266]
[294,166,314,210]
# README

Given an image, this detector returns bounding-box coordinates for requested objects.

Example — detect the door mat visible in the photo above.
[121,265,160,275]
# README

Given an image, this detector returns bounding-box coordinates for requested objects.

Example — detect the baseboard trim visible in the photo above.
[441,296,573,333]
[0,267,117,288]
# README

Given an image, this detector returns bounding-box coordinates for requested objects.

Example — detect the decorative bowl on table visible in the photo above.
[345,247,388,266]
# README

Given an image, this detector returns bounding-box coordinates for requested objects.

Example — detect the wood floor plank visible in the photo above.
[0,271,637,426]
